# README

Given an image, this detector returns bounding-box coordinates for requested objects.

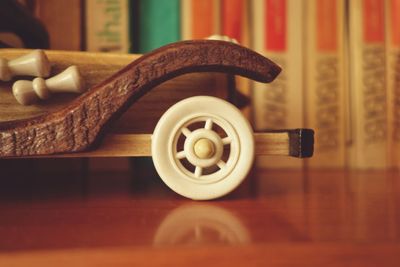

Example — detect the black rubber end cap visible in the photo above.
[288,129,314,158]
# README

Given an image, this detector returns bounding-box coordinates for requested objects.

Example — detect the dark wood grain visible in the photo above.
[0,40,281,157]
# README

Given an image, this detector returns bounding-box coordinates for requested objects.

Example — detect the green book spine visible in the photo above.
[138,0,180,53]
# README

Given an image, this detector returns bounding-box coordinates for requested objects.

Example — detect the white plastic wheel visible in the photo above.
[152,96,254,200]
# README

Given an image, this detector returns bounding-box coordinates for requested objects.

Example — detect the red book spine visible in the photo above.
[265,0,286,51]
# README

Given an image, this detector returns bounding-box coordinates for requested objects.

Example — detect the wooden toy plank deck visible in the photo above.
[0,49,228,133]
[0,48,311,159]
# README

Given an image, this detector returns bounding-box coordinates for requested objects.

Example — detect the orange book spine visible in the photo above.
[181,0,220,40]
[386,0,400,168]
[192,0,215,38]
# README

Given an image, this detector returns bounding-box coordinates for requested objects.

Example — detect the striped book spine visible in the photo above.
[348,0,387,169]
[304,0,347,168]
[251,0,304,168]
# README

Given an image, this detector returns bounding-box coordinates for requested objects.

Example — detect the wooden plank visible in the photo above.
[50,134,152,158]
[16,129,313,158]
[254,132,289,156]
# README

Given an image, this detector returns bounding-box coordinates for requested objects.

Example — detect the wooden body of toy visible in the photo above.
[0,40,313,200]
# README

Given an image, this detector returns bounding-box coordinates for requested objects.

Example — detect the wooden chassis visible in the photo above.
[0,41,313,158]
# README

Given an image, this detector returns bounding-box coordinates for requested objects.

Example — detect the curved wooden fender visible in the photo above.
[0,40,281,157]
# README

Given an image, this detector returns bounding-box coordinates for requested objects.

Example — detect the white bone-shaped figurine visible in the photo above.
[12,65,85,105]
[0,50,51,81]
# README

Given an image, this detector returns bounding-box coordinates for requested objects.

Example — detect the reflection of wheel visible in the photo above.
[152,96,254,200]
[154,204,251,246]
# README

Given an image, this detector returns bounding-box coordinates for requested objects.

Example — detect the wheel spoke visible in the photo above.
[217,160,226,169]
[222,137,232,145]
[204,119,213,130]
[176,150,186,159]
[181,127,191,137]
[194,166,203,178]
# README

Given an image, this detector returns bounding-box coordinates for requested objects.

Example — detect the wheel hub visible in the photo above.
[194,138,215,159]
[184,128,224,169]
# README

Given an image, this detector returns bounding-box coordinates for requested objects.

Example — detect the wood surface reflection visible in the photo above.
[0,159,399,266]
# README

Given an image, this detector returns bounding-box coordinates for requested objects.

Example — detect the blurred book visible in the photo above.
[221,0,245,43]
[251,0,304,169]
[386,0,400,168]
[348,0,387,169]
[304,0,347,168]
[34,0,82,50]
[181,0,248,43]
[181,0,220,40]
[138,0,180,53]
[221,0,252,118]
[85,0,131,53]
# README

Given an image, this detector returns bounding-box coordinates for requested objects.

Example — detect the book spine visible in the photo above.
[34,0,82,50]
[139,0,180,53]
[221,0,251,117]
[221,0,244,42]
[85,0,130,53]
[386,0,400,168]
[348,0,387,169]
[181,0,220,40]
[251,0,304,168]
[304,0,347,168]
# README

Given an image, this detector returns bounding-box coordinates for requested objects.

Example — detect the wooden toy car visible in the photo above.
[0,40,313,200]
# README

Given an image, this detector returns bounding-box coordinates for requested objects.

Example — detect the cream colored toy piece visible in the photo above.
[12,66,85,105]
[0,49,51,81]
[152,96,255,200]
[207,35,239,44]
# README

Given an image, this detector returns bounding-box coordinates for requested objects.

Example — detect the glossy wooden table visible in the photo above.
[0,160,399,266]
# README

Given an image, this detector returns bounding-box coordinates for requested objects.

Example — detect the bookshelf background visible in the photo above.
[0,0,398,170]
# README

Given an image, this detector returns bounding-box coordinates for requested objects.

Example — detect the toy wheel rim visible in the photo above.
[152,96,254,200]
[171,115,240,184]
